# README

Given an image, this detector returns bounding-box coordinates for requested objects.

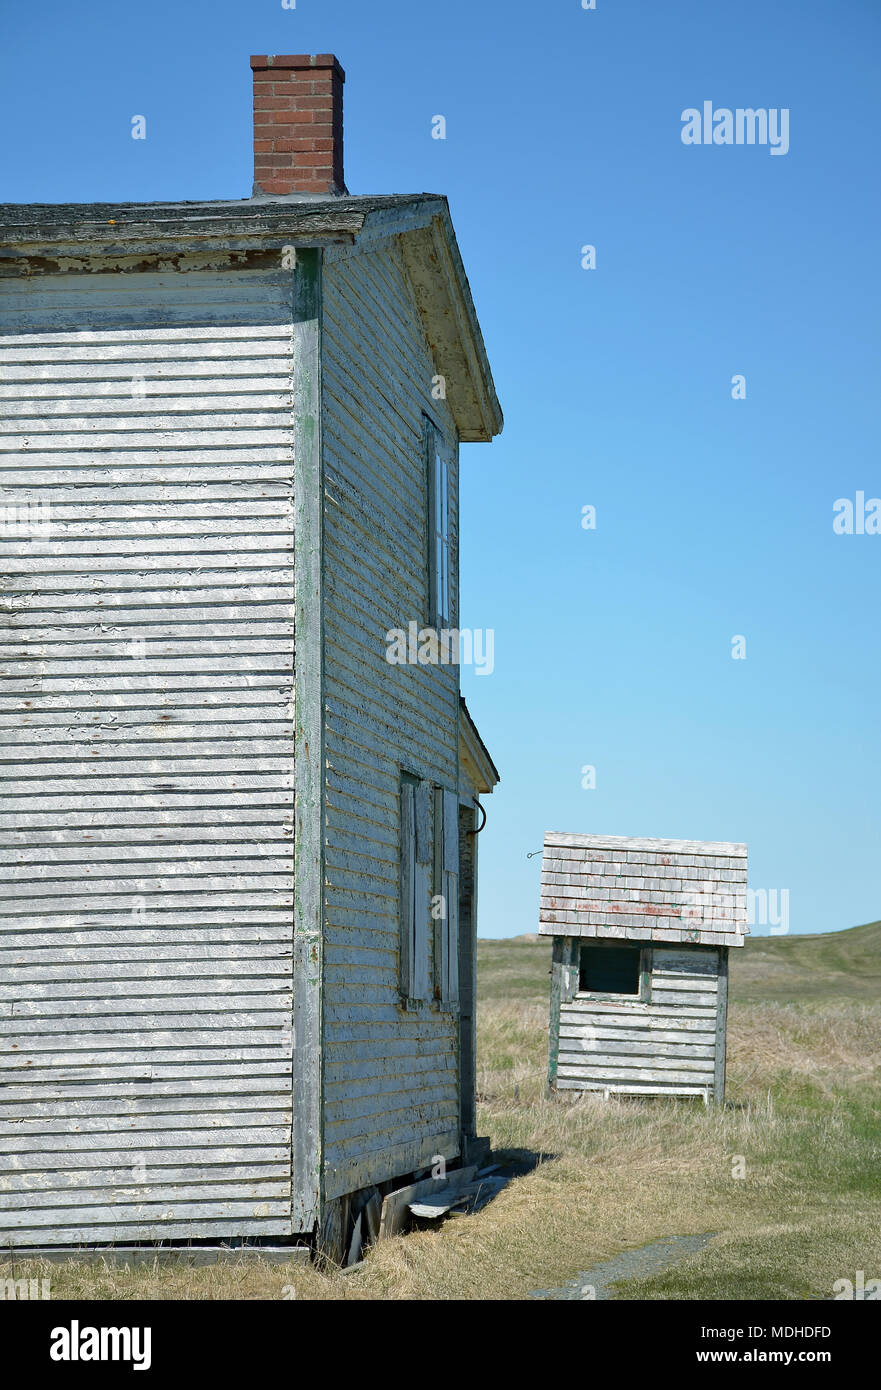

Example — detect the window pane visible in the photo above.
[427,429,453,628]
[439,538,448,625]
[579,945,641,995]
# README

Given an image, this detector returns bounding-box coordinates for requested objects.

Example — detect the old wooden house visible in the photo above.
[540,833,748,1102]
[0,54,502,1251]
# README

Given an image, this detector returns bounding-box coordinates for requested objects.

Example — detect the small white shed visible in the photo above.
[539,833,748,1103]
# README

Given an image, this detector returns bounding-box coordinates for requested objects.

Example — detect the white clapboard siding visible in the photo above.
[556,1080,712,1097]
[0,269,296,1246]
[556,946,722,1097]
[319,240,461,1198]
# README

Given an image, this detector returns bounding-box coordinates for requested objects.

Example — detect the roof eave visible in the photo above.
[0,193,504,445]
[396,206,503,443]
[459,698,500,794]
[537,921,747,948]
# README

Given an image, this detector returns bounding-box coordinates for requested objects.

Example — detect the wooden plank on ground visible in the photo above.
[378,1165,476,1239]
[410,1174,508,1219]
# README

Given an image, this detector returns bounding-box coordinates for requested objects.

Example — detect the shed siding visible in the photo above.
[555,946,721,1097]
[320,239,461,1198]
[0,269,297,1245]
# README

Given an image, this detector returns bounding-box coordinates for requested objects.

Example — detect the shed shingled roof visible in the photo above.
[539,832,749,948]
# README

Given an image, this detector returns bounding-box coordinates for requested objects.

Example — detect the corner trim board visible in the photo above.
[714,946,729,1106]
[292,247,324,1231]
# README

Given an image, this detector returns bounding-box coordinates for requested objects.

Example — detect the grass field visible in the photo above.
[6,922,881,1300]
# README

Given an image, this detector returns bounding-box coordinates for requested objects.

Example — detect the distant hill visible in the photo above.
[731,919,881,1002]
[478,920,881,1006]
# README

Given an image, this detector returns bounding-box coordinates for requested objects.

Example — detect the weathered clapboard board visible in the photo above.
[0,271,298,1246]
[0,169,503,1250]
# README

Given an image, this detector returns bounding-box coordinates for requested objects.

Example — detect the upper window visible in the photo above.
[579,944,644,997]
[426,419,453,628]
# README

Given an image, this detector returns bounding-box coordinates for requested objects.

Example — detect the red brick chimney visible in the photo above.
[250,54,347,197]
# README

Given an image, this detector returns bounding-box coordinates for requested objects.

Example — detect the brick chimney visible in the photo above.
[250,54,347,197]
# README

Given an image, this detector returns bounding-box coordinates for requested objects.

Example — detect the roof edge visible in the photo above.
[544,832,748,857]
[536,922,748,947]
[459,698,500,794]
[396,205,503,442]
[0,192,503,444]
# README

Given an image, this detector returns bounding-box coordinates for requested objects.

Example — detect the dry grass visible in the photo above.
[6,936,881,1300]
[728,999,881,1091]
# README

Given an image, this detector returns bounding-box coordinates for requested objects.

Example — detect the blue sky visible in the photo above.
[2,1,878,938]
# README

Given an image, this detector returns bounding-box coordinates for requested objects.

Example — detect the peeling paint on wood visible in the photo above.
[0,267,297,1247]
[0,189,503,1248]
[320,237,462,1199]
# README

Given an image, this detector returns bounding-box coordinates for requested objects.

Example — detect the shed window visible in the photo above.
[427,419,453,629]
[579,944,642,996]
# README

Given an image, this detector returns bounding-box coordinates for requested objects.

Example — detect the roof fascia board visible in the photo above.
[397,211,503,442]
[459,704,500,794]
[0,218,365,262]
[428,210,502,441]
[544,832,748,857]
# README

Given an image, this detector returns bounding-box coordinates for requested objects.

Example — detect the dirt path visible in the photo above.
[529,1232,718,1300]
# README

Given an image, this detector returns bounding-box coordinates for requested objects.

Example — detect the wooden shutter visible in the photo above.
[412,780,431,1001]
[437,789,459,1005]
[400,777,430,1003]
[400,779,415,998]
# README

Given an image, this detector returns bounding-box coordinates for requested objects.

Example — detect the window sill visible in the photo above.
[399,995,426,1013]
[574,992,650,1008]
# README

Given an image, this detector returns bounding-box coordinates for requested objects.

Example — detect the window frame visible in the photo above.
[576,942,653,1004]
[432,785,460,1009]
[399,771,431,1008]
[425,415,455,632]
